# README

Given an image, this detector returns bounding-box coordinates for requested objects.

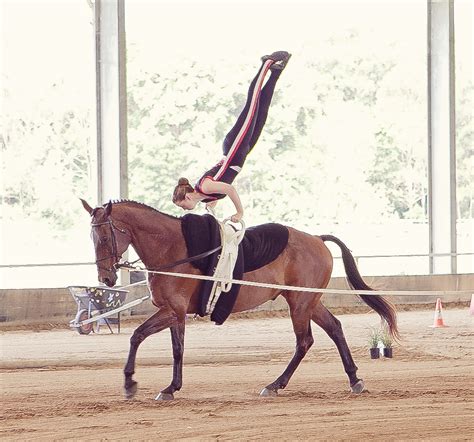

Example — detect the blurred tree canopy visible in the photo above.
[2,30,473,236]
[2,79,95,232]
[126,32,472,227]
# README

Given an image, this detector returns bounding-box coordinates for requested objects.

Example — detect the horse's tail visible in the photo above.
[320,234,400,340]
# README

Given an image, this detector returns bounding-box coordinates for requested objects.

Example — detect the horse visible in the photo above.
[80,199,398,400]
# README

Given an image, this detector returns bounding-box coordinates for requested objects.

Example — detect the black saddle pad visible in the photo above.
[181,214,218,273]
[181,214,289,324]
[241,223,289,273]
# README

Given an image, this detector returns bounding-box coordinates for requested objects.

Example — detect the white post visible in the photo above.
[95,0,128,204]
[427,0,457,274]
[94,0,129,284]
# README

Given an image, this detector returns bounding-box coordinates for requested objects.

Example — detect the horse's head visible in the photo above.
[81,199,132,287]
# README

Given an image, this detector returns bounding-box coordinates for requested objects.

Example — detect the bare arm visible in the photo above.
[200,179,244,222]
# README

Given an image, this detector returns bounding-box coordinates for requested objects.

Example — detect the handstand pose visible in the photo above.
[172,51,291,222]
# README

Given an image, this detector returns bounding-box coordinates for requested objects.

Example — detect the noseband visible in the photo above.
[91,219,127,272]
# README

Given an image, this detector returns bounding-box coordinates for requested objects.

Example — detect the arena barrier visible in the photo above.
[67,264,473,330]
[1,273,472,325]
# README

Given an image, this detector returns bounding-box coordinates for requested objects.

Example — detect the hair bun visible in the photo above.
[178,177,189,186]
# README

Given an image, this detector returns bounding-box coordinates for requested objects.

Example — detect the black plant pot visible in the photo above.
[383,348,393,358]
[370,348,380,359]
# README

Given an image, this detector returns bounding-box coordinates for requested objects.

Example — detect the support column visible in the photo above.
[94,0,129,284]
[95,0,128,204]
[427,0,457,274]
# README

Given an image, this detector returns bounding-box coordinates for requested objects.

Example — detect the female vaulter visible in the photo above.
[172,50,291,222]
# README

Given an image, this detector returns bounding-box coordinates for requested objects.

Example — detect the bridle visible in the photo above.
[91,217,222,274]
[91,219,128,272]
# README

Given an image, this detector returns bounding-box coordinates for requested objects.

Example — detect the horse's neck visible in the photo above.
[114,206,184,268]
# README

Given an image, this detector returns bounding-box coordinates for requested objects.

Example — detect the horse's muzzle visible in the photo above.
[100,273,117,287]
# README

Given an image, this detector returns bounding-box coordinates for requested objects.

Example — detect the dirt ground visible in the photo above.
[1,307,473,441]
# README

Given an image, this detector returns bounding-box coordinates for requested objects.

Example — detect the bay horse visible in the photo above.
[81,199,398,400]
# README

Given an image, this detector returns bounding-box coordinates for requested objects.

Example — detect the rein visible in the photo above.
[116,245,222,273]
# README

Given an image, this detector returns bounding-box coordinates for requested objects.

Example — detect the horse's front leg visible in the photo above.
[155,320,186,401]
[124,309,177,399]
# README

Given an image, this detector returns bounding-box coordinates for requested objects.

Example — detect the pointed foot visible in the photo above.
[261,51,292,71]
[155,392,174,401]
[260,387,278,398]
[350,379,365,394]
[124,380,138,400]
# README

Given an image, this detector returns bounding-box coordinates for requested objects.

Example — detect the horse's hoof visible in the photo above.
[155,392,174,401]
[351,380,365,394]
[260,387,278,398]
[124,381,138,400]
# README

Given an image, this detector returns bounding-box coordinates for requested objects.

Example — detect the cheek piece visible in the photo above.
[91,219,128,272]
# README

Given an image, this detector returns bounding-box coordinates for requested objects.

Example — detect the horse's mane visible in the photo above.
[108,199,181,221]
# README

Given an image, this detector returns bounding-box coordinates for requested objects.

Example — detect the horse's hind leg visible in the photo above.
[311,303,364,393]
[261,295,314,397]
[124,309,177,399]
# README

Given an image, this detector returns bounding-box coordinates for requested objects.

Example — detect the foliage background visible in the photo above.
[1,0,472,287]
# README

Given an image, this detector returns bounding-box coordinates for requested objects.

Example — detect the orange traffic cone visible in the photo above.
[469,294,474,316]
[430,298,448,328]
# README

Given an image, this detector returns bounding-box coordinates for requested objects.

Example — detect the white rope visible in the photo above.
[117,279,148,290]
[120,265,473,297]
[117,211,472,298]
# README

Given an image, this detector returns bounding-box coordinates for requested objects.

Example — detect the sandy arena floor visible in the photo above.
[1,308,473,440]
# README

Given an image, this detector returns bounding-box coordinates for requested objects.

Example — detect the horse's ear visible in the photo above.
[80,198,93,215]
[104,200,113,217]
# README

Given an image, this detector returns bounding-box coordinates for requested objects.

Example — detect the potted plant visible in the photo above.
[381,327,393,358]
[368,327,380,359]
